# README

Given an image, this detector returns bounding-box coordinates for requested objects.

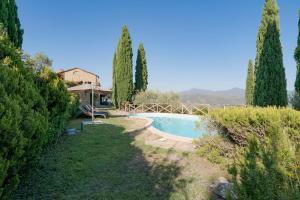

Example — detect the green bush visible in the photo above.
[194,135,236,166]
[0,32,74,198]
[210,107,300,199]
[210,107,300,148]
[0,31,48,198]
[229,123,300,200]
[35,66,71,143]
[68,93,80,117]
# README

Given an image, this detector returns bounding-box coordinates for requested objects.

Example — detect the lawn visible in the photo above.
[14,117,226,200]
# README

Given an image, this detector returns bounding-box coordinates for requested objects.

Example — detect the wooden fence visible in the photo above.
[120,103,211,116]
[223,104,247,109]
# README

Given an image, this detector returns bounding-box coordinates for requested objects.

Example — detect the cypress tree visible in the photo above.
[294,10,300,110]
[112,52,118,107]
[245,60,254,105]
[253,0,287,107]
[134,43,148,92]
[115,26,134,105]
[0,0,8,28]
[0,0,23,48]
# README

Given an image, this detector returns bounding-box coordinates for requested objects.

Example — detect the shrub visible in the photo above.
[0,31,48,198]
[0,33,74,198]
[68,93,80,117]
[194,135,236,166]
[26,53,80,141]
[229,123,300,200]
[210,107,300,148]
[35,66,71,143]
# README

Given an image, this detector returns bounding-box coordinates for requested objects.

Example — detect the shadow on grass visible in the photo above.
[14,123,187,200]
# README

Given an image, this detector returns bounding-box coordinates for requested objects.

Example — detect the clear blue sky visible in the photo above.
[16,0,299,91]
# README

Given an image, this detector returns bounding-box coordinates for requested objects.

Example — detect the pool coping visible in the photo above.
[129,114,195,143]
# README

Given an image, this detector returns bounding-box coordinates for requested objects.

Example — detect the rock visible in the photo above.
[210,177,237,200]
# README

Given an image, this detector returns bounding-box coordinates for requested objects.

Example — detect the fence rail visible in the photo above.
[120,103,211,116]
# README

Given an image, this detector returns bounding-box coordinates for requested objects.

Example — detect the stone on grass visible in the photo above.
[210,177,236,200]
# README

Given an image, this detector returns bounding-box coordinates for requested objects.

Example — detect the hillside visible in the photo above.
[179,88,245,107]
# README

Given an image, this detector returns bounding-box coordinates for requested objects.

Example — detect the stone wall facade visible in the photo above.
[58,68,100,86]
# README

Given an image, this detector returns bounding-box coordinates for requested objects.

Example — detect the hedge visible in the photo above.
[0,30,77,198]
[210,107,300,199]
[210,107,300,148]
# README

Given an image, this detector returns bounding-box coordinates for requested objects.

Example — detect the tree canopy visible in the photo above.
[0,0,23,48]
[112,52,118,106]
[114,26,134,106]
[134,43,148,92]
[253,0,287,107]
[294,10,300,110]
[245,60,254,105]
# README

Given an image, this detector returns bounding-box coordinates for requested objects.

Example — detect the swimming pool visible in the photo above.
[130,113,212,140]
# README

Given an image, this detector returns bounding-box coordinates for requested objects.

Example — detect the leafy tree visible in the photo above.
[115,26,134,106]
[33,53,53,72]
[0,0,23,48]
[253,0,287,107]
[112,52,118,107]
[245,60,254,105]
[134,43,148,92]
[294,10,300,110]
[24,53,53,72]
[134,90,181,107]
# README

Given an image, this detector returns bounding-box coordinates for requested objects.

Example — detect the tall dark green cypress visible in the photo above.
[134,43,148,92]
[0,0,8,27]
[0,0,23,48]
[112,52,118,107]
[294,10,300,110]
[253,0,287,107]
[245,60,254,105]
[115,26,134,105]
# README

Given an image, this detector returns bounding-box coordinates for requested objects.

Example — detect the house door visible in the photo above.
[100,95,105,105]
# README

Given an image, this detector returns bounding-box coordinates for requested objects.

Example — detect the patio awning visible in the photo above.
[67,84,112,95]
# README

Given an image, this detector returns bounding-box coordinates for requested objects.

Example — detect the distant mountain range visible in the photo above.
[179,88,245,107]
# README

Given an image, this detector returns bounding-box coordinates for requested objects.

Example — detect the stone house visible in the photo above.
[58,67,111,107]
[57,67,100,86]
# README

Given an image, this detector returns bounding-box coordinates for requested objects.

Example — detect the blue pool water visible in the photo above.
[130,113,212,139]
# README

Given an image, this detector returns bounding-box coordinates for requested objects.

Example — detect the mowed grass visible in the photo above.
[14,117,225,200]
